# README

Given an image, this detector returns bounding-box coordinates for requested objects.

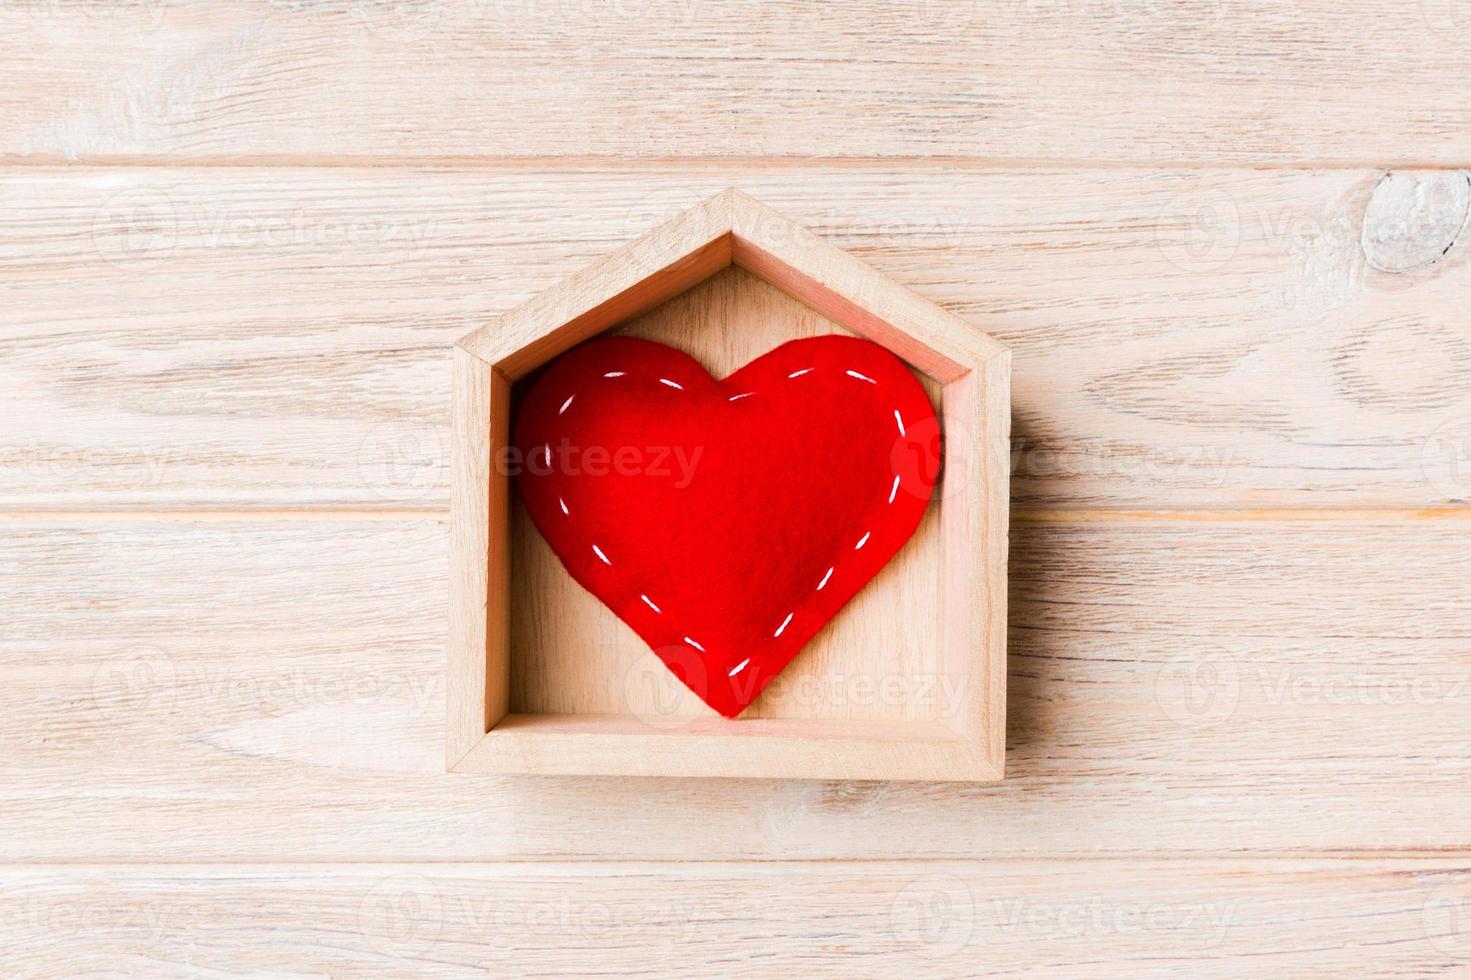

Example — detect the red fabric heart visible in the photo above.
[513,334,940,718]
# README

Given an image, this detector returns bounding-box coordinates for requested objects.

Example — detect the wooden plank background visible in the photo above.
[5,1,1471,976]
[3,1,1470,165]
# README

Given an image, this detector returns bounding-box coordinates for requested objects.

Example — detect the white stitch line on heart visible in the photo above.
[603,371,625,378]
[728,392,753,401]
[592,544,612,565]
[855,531,871,550]
[559,394,575,415]
[817,566,834,591]
[640,594,661,614]
[774,612,794,638]
[893,409,905,436]
[659,378,684,390]
[728,657,751,677]
[887,476,900,504]
[684,635,706,652]
[845,369,877,384]
[788,368,814,378]
[559,496,569,515]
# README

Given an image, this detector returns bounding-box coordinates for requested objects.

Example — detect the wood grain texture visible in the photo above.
[6,860,1471,978]
[447,347,500,768]
[457,188,735,378]
[9,166,1471,509]
[3,1,1471,165]
[729,189,1008,376]
[6,517,1471,861]
[7,3,1470,972]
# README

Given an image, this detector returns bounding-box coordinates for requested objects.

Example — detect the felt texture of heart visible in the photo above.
[513,334,941,718]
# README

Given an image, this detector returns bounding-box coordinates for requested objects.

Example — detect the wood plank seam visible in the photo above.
[2,508,1469,523]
